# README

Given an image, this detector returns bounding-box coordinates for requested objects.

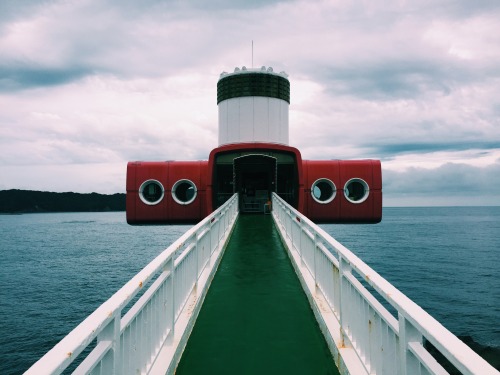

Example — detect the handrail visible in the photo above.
[26,193,239,375]
[271,192,498,375]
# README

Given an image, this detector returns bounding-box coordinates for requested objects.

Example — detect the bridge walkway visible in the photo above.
[176,214,339,374]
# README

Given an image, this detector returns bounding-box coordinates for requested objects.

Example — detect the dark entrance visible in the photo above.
[233,155,276,213]
[212,148,299,211]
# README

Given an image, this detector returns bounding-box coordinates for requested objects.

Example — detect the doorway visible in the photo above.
[233,154,276,213]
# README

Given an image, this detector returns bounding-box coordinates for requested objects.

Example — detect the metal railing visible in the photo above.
[26,193,238,375]
[271,193,498,375]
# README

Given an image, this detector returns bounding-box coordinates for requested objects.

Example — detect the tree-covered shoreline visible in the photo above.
[0,190,125,213]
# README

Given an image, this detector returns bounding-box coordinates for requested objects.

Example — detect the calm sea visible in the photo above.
[1,208,499,373]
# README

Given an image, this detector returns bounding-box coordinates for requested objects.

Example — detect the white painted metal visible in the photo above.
[271,192,499,375]
[26,194,239,375]
[218,97,289,145]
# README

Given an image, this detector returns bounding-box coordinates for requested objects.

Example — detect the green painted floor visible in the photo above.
[176,215,339,375]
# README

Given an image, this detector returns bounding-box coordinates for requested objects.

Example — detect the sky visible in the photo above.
[1,0,499,206]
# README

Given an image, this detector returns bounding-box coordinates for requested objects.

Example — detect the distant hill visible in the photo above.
[0,189,125,213]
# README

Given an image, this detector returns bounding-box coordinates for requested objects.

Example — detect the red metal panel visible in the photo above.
[301,160,309,216]
[371,160,382,190]
[371,160,383,222]
[166,161,205,222]
[126,162,169,224]
[126,161,211,224]
[300,159,382,223]
[339,160,382,223]
[126,163,137,223]
[302,160,341,222]
[199,161,209,217]
[371,190,383,222]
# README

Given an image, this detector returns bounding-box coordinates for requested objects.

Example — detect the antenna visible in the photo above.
[252,40,254,68]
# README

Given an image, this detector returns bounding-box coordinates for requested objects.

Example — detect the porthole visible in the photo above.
[344,178,369,204]
[172,179,197,205]
[139,179,165,205]
[311,178,336,204]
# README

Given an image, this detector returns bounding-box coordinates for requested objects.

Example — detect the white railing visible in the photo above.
[272,193,498,375]
[27,193,238,375]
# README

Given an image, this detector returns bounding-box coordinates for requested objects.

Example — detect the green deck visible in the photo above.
[176,214,339,374]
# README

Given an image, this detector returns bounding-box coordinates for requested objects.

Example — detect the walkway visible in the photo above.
[176,214,339,374]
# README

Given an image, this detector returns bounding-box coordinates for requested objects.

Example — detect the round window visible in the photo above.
[311,178,336,204]
[139,179,165,205]
[344,178,369,204]
[172,179,197,205]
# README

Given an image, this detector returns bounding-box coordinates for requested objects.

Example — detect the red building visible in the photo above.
[127,67,382,224]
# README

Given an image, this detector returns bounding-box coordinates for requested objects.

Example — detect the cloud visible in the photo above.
[321,61,454,100]
[0,163,126,194]
[0,73,217,166]
[383,161,500,206]
[0,65,91,91]
[0,0,499,206]
[372,141,500,158]
[0,0,43,23]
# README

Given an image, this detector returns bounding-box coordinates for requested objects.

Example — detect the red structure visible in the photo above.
[127,67,382,224]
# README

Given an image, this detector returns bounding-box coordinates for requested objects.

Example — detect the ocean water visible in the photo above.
[0,208,499,373]
[0,212,191,374]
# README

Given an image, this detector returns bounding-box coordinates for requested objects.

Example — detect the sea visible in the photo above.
[0,207,499,374]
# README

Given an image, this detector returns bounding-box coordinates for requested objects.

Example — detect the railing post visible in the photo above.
[209,219,214,261]
[97,313,121,375]
[195,232,199,294]
[299,220,305,267]
[339,256,351,348]
[166,257,175,344]
[399,314,422,375]
[313,232,318,292]
[218,212,222,243]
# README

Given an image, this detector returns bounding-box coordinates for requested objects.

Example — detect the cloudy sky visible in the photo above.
[1,0,499,206]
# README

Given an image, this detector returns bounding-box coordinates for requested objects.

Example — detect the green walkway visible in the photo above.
[176,215,339,375]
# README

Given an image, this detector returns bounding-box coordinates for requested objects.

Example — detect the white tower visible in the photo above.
[217,66,290,146]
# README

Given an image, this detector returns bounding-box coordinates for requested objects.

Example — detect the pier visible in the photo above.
[176,214,338,374]
[26,194,499,374]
